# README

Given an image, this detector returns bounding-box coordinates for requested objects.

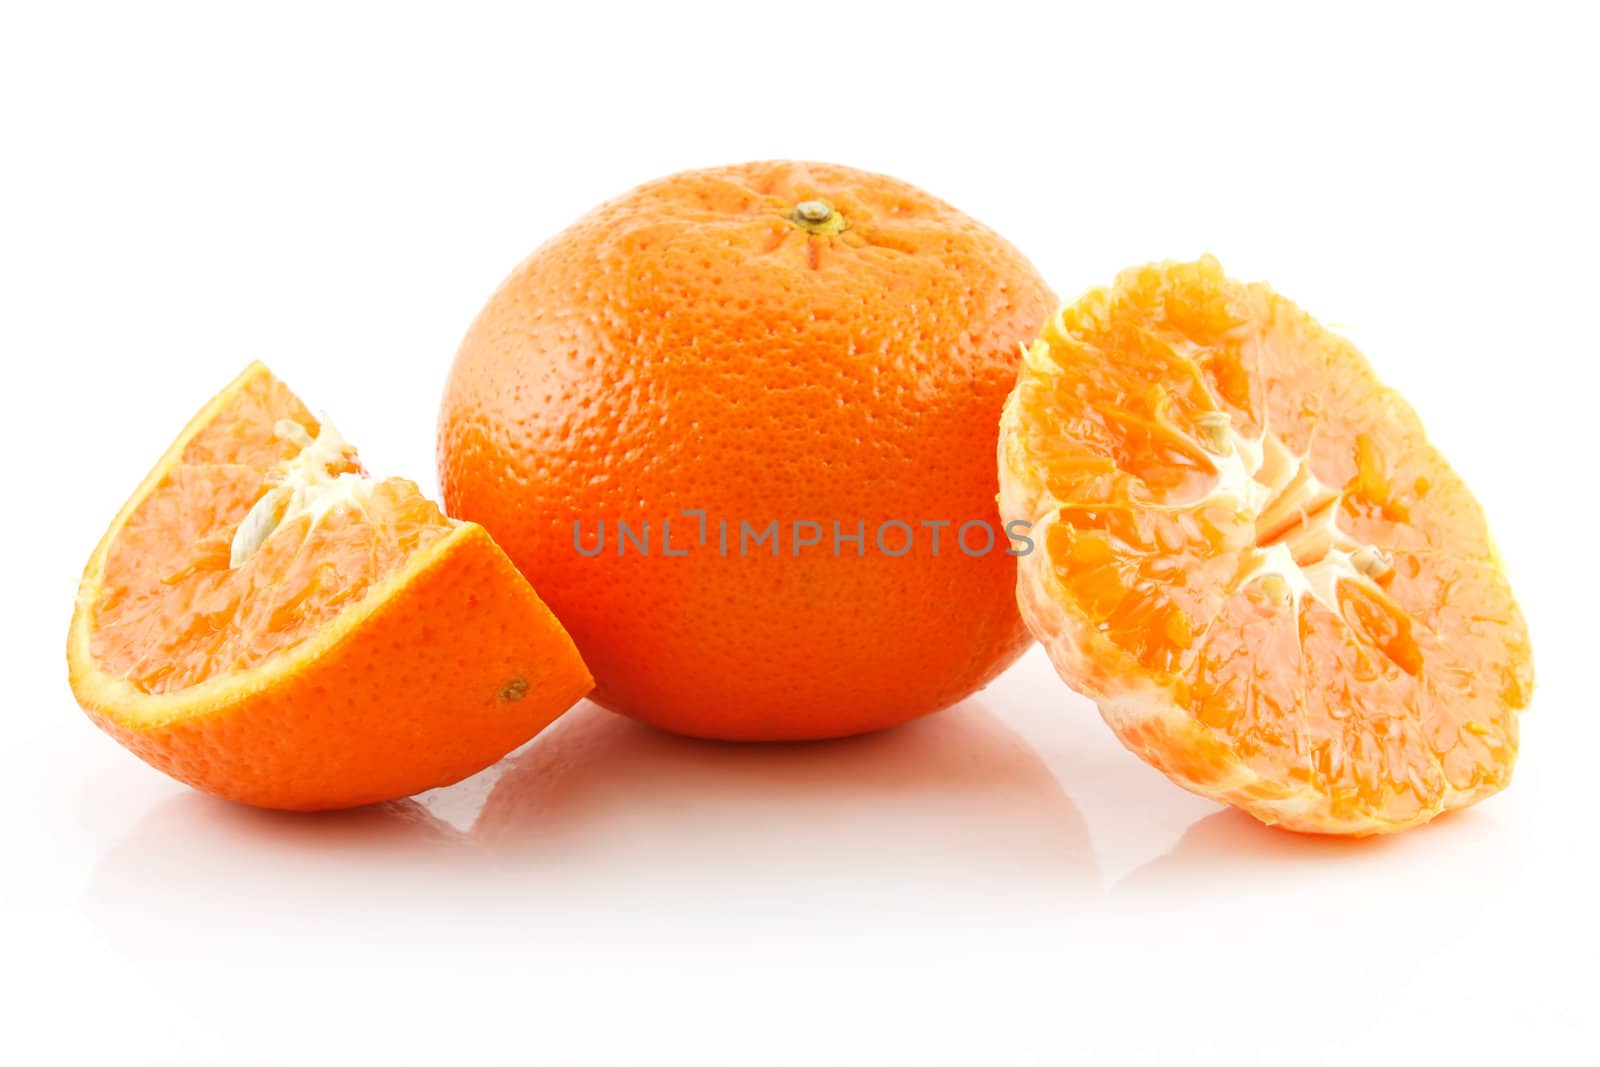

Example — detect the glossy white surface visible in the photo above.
[4,2,1593,1063]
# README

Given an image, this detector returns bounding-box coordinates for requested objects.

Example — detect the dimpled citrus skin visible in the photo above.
[68,364,593,810]
[439,161,1056,741]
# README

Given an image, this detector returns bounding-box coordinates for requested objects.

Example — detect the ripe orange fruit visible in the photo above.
[439,161,1055,740]
[68,363,592,810]
[999,257,1533,834]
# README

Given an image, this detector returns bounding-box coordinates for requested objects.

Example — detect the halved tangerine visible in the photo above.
[67,363,592,810]
[999,257,1533,834]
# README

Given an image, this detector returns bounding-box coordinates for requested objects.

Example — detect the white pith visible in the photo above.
[999,338,1507,835]
[1015,341,1386,615]
[229,416,374,567]
[1198,422,1378,613]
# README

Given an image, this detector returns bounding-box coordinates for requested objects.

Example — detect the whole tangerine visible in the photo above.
[439,160,1054,740]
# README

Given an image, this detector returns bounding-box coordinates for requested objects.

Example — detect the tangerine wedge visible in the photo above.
[67,363,592,810]
[999,257,1533,834]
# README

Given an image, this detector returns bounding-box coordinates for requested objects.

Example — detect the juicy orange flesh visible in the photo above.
[90,373,455,695]
[1014,258,1532,824]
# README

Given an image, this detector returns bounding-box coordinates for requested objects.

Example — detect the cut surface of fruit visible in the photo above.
[998,257,1533,835]
[68,363,592,810]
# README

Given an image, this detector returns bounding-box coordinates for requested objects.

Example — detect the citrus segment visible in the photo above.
[999,257,1532,834]
[68,363,592,810]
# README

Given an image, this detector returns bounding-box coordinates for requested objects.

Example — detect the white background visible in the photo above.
[3,2,1595,1064]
